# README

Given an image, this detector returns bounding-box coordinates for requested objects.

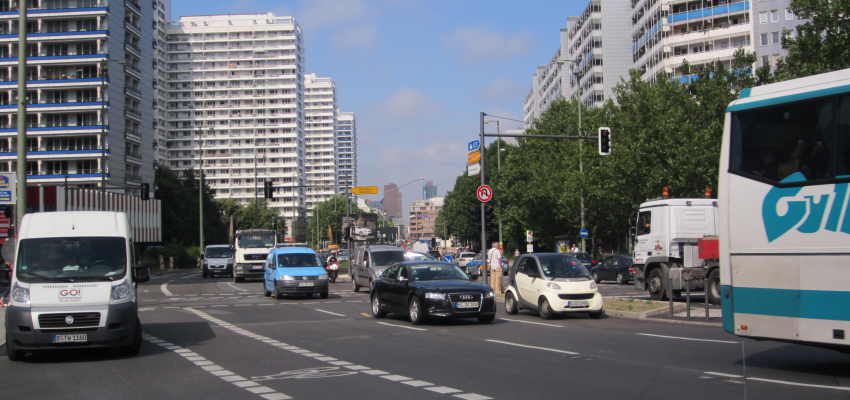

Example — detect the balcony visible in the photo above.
[125,173,142,182]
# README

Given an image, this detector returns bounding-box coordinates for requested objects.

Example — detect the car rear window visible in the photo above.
[461,253,474,258]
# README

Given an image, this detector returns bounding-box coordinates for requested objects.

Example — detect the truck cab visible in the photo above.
[232,229,276,283]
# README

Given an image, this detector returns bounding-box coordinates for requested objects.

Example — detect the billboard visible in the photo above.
[341,213,378,242]
[0,173,16,205]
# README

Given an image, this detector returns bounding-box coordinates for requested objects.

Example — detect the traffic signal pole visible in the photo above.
[479,112,488,286]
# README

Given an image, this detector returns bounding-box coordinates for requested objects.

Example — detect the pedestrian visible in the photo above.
[571,243,580,253]
[514,248,520,258]
[487,242,503,293]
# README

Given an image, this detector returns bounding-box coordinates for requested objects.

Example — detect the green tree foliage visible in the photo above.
[154,166,228,247]
[236,199,283,236]
[774,0,850,80]
[305,196,365,248]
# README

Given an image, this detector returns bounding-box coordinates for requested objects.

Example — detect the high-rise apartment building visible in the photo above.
[422,180,436,200]
[303,73,336,215]
[752,0,804,69]
[1,0,167,196]
[337,110,356,193]
[383,182,401,218]
[164,13,307,237]
[409,196,443,240]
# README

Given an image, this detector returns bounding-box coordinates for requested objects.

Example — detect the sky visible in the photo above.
[170,0,586,222]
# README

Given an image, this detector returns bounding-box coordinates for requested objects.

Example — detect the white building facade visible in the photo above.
[303,73,336,216]
[336,109,356,194]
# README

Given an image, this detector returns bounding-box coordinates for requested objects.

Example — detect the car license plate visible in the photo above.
[53,334,87,343]
[298,282,315,287]
[567,300,589,308]
[456,302,478,309]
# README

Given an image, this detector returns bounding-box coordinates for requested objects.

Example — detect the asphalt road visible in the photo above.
[2,269,849,399]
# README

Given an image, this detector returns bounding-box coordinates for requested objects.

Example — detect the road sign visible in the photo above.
[350,186,379,195]
[468,139,480,152]
[526,230,533,243]
[444,255,453,263]
[527,244,534,253]
[580,229,589,238]
[477,185,493,202]
[0,173,16,205]
[467,151,481,164]
[468,163,480,176]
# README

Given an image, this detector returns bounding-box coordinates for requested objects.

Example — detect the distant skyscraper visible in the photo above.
[423,180,437,199]
[368,200,384,212]
[384,182,402,218]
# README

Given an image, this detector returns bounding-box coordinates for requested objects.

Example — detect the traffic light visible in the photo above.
[430,237,437,249]
[263,180,273,199]
[141,183,150,200]
[483,205,494,230]
[342,226,351,241]
[598,127,612,156]
[467,206,479,224]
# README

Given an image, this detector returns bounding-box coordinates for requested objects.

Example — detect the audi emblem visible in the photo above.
[65,316,74,325]
[460,295,473,300]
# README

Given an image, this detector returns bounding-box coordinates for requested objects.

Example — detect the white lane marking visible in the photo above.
[486,339,579,355]
[257,304,273,306]
[316,309,345,317]
[637,333,738,344]
[179,274,198,279]
[403,380,433,387]
[705,372,742,378]
[324,301,341,303]
[161,283,173,296]
[211,305,227,307]
[747,377,850,391]
[382,375,411,381]
[347,301,363,303]
[502,318,561,328]
[142,333,292,399]
[377,322,426,331]
[183,308,490,399]
[227,282,247,291]
[303,302,318,304]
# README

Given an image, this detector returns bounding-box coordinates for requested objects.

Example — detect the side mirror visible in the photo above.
[134,260,150,284]
[527,272,538,278]
[0,262,11,286]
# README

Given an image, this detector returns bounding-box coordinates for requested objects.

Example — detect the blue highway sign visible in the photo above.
[468,139,480,152]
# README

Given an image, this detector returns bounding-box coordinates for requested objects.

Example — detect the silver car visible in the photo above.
[456,252,476,268]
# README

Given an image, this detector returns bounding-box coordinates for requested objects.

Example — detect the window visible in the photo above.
[762,55,770,66]
[637,211,652,235]
[772,31,780,44]
[770,9,779,22]
[761,34,769,46]
[759,11,768,24]
[785,8,794,20]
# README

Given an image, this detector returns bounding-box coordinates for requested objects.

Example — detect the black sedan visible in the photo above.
[590,254,635,285]
[370,262,497,325]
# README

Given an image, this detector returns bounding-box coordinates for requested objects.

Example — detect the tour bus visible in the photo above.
[720,68,850,351]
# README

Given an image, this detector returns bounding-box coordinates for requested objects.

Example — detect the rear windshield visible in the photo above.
[372,251,406,266]
[575,252,592,259]
[205,247,232,258]
[277,253,322,268]
[460,253,475,258]
[16,237,127,283]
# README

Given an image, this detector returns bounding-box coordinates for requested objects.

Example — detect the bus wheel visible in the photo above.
[647,268,667,301]
[707,269,721,306]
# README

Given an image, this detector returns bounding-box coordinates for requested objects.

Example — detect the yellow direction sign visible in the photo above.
[350,186,379,195]
[467,151,481,164]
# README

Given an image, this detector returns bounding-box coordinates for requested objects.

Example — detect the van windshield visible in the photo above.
[277,253,322,268]
[372,251,405,266]
[205,247,233,258]
[15,237,127,283]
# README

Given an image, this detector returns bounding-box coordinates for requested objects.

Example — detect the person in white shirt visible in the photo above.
[571,244,580,253]
[487,242,503,293]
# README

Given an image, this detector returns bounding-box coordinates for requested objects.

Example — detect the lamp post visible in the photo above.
[379,177,427,231]
[484,120,504,247]
[99,58,125,210]
[253,151,265,228]
[556,58,586,252]
[199,126,212,250]
[15,2,27,228]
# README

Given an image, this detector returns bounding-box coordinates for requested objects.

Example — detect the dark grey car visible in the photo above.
[590,255,635,285]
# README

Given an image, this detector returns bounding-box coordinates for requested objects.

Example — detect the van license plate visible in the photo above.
[567,301,588,308]
[54,334,87,343]
[456,302,478,309]
[298,282,314,287]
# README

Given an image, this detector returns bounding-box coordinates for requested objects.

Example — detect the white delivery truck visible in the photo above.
[232,229,277,283]
[2,211,151,361]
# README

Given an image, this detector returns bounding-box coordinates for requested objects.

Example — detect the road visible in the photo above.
[2,269,849,399]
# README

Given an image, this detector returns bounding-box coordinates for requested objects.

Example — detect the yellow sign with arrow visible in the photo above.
[349,186,379,195]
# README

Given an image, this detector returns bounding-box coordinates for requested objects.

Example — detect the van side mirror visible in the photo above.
[0,262,10,286]
[134,260,150,284]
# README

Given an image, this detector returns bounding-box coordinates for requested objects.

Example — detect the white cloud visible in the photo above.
[361,87,450,133]
[473,77,528,103]
[445,26,536,63]
[331,25,381,49]
[297,0,373,31]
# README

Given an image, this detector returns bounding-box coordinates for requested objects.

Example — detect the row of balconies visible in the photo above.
[168,33,298,42]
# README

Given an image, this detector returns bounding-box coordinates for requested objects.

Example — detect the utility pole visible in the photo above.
[479,112,488,287]
[496,120,503,247]
[15,1,27,228]
[578,86,585,253]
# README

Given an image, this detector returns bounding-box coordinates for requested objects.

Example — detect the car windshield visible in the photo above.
[372,251,406,266]
[205,247,232,258]
[277,253,322,268]
[238,234,275,248]
[16,237,127,282]
[405,252,434,261]
[538,256,591,279]
[575,252,592,260]
[410,263,469,281]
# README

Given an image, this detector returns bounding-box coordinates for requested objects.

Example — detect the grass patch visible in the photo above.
[604,297,665,313]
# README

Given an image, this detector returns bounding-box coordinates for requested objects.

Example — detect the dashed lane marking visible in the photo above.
[316,309,345,317]
[486,339,579,355]
[360,313,370,317]
[161,283,173,296]
[227,282,247,291]
[502,318,561,328]
[705,372,742,378]
[706,372,850,391]
[376,322,426,331]
[637,333,738,344]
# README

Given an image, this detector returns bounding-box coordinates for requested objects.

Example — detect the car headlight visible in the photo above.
[111,280,132,301]
[317,274,328,280]
[12,282,29,304]
[281,275,294,281]
[485,291,495,298]
[425,292,445,300]
[546,282,561,290]
[589,281,597,290]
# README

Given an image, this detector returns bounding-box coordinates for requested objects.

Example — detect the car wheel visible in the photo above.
[707,269,721,306]
[505,292,519,315]
[539,297,554,320]
[234,276,244,283]
[320,292,329,299]
[592,272,601,284]
[273,280,283,299]
[371,294,387,318]
[647,268,667,301]
[119,317,143,357]
[352,277,360,292]
[263,280,272,297]
[616,273,627,285]
[6,331,25,361]
[409,297,426,325]
[478,314,496,324]
[588,310,603,319]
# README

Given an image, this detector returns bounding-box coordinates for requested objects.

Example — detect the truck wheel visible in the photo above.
[647,268,667,301]
[119,317,143,357]
[707,269,721,306]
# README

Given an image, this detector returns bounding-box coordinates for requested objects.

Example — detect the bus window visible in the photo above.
[837,96,850,177]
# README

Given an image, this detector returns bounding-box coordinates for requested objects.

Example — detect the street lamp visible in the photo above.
[100,59,125,210]
[253,151,266,228]
[556,57,586,252]
[379,177,427,234]
[484,120,504,247]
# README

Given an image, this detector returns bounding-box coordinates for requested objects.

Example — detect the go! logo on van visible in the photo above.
[59,288,83,301]
[762,172,850,242]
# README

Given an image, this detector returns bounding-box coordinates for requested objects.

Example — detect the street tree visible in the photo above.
[305,196,365,248]
[774,0,850,80]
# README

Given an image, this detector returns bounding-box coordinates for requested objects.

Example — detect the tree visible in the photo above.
[305,196,365,249]
[154,166,228,247]
[236,199,283,236]
[774,0,850,80]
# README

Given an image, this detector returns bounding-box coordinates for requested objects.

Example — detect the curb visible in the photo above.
[605,303,689,319]
[0,305,6,348]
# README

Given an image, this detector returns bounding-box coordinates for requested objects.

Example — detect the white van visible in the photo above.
[2,211,150,361]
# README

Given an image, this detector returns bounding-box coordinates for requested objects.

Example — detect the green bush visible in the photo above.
[143,242,198,270]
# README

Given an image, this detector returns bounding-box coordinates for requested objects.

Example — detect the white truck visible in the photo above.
[631,197,722,305]
[232,229,277,283]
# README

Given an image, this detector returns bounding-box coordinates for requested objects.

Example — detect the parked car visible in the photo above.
[590,255,635,285]
[202,244,234,278]
[572,252,597,270]
[504,253,603,319]
[371,262,497,324]
[462,253,482,279]
[338,250,348,262]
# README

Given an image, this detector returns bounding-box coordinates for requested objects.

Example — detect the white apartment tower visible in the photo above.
[303,73,336,216]
[336,109,356,193]
[164,13,307,238]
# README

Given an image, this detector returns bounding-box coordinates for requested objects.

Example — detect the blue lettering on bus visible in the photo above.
[763,173,850,242]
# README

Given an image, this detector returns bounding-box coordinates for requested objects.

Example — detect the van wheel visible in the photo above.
[707,269,721,306]
[119,317,143,357]
[273,281,283,299]
[352,277,360,292]
[505,292,518,315]
[6,331,25,361]
[647,269,667,301]
[263,280,271,297]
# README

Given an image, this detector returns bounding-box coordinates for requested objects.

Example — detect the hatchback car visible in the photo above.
[504,253,602,319]
[590,255,635,285]
[456,252,476,268]
[371,262,496,325]
[572,252,597,270]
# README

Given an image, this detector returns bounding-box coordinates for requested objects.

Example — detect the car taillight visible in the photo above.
[629,265,635,273]
[591,260,596,265]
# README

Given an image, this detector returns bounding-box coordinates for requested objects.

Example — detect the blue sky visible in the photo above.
[170,0,585,219]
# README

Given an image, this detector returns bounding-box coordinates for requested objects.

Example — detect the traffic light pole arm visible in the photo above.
[483,133,595,139]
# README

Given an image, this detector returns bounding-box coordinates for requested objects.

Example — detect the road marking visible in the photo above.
[705,372,742,378]
[161,283,173,296]
[403,380,433,387]
[142,333,292,399]
[179,274,197,279]
[361,313,370,317]
[455,394,493,400]
[257,304,273,306]
[347,301,363,303]
[316,309,345,317]
[303,302,318,304]
[324,301,341,303]
[637,333,738,344]
[502,318,561,328]
[381,375,411,381]
[227,282,247,291]
[486,339,579,355]
[425,387,462,394]
[376,322,426,331]
[747,377,850,391]
[211,305,227,307]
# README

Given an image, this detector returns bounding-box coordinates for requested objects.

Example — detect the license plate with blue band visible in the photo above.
[567,300,588,308]
[54,334,87,343]
[298,282,315,287]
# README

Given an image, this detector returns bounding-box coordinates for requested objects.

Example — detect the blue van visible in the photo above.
[263,247,329,299]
